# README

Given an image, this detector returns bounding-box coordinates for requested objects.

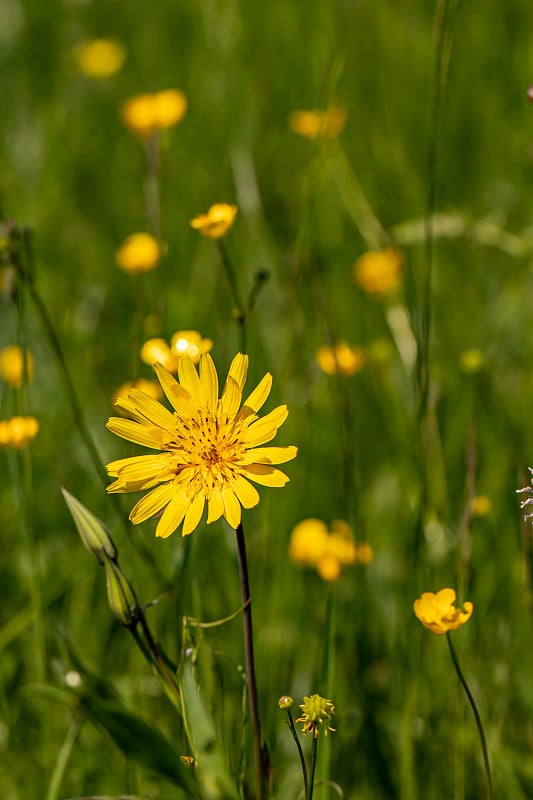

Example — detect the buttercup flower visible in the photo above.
[288,106,346,140]
[190,204,238,239]
[0,345,34,387]
[106,353,297,538]
[353,248,403,295]
[121,89,187,138]
[140,331,213,373]
[413,588,473,635]
[0,416,39,449]
[115,233,161,274]
[74,38,126,78]
[296,694,335,738]
[113,378,163,405]
[470,495,491,517]
[316,342,364,376]
[289,518,371,581]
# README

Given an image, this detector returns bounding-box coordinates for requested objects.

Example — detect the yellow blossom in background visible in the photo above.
[413,588,473,635]
[190,204,238,239]
[74,38,126,78]
[460,348,485,374]
[316,341,364,376]
[140,339,175,371]
[0,416,39,449]
[113,378,163,405]
[288,106,346,140]
[115,233,160,274]
[289,518,372,581]
[121,89,187,138]
[289,518,330,565]
[106,353,297,538]
[140,331,213,372]
[296,694,335,738]
[0,345,34,387]
[354,248,403,295]
[470,495,491,517]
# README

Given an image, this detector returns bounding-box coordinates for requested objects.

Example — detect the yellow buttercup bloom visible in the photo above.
[289,518,330,565]
[316,341,364,376]
[106,353,297,538]
[140,331,213,373]
[288,106,346,140]
[74,38,126,78]
[413,588,473,635]
[115,233,161,274]
[113,378,163,405]
[289,518,371,581]
[470,495,491,517]
[354,248,403,295]
[190,204,238,239]
[0,416,39,449]
[121,89,187,138]
[296,694,335,738]
[0,345,34,387]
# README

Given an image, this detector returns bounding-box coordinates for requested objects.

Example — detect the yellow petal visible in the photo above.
[182,494,205,536]
[152,362,183,412]
[233,476,260,509]
[129,482,176,523]
[238,446,298,465]
[221,375,242,417]
[240,373,272,416]
[242,464,290,487]
[128,389,176,429]
[106,417,162,448]
[177,356,203,407]
[222,487,242,529]
[156,491,190,538]
[199,354,219,411]
[245,405,289,446]
[207,490,225,524]
[226,353,248,390]
[108,453,171,482]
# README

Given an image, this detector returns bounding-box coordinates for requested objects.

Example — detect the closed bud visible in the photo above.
[62,487,117,564]
[104,558,138,627]
[278,695,294,710]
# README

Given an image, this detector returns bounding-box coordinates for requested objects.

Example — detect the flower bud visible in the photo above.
[104,558,138,627]
[62,487,117,564]
[278,695,294,710]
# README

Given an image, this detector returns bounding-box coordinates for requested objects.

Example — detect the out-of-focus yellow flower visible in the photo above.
[413,588,473,635]
[140,339,175,371]
[115,233,160,274]
[289,518,330,565]
[140,331,213,373]
[0,416,39,449]
[290,518,371,581]
[470,495,491,517]
[190,204,238,239]
[316,341,364,376]
[288,106,346,140]
[355,541,374,564]
[113,378,163,405]
[0,345,34,387]
[354,249,403,295]
[296,694,335,737]
[460,348,485,374]
[121,89,187,138]
[74,38,126,78]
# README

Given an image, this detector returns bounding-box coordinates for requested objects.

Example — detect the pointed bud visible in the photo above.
[104,558,138,627]
[62,487,117,564]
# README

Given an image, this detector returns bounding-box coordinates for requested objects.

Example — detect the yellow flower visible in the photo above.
[290,518,369,581]
[470,495,491,517]
[140,331,213,373]
[0,345,34,387]
[113,378,163,405]
[139,339,175,371]
[0,416,39,449]
[74,38,126,78]
[289,518,330,565]
[115,233,161,274]
[316,341,364,376]
[295,694,335,737]
[190,204,238,239]
[121,89,187,138]
[106,353,297,538]
[460,348,485,374]
[413,588,473,635]
[288,106,346,140]
[353,249,403,295]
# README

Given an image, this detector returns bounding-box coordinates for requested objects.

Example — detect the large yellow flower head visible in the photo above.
[106,353,297,538]
[413,588,473,635]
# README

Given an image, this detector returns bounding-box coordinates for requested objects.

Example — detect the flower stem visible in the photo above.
[286,708,309,799]
[235,521,268,799]
[308,735,319,800]
[217,239,247,353]
[446,633,493,800]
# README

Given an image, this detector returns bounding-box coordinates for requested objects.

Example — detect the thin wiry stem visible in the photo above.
[446,633,493,800]
[217,239,247,353]
[308,734,319,800]
[286,708,309,799]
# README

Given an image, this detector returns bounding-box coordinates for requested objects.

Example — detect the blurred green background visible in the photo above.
[2,0,533,798]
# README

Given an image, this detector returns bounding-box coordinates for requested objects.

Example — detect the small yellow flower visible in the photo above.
[296,694,335,737]
[290,518,369,581]
[288,106,346,140]
[316,342,364,376]
[0,416,39,449]
[460,348,485,374]
[470,495,491,517]
[190,204,238,239]
[121,89,187,138]
[413,588,473,635]
[140,339,175,371]
[115,233,161,274]
[0,345,34,387]
[113,378,163,405]
[170,330,213,364]
[74,38,126,78]
[355,541,374,565]
[354,249,403,295]
[289,518,330,565]
[106,353,297,538]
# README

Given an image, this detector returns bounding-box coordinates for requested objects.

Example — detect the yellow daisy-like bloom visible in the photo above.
[316,341,364,376]
[288,106,346,140]
[190,204,238,239]
[115,233,161,274]
[413,588,473,636]
[354,248,403,295]
[296,694,335,738]
[121,89,187,138]
[74,38,126,78]
[105,353,297,538]
[113,378,163,405]
[0,345,34,387]
[0,416,39,449]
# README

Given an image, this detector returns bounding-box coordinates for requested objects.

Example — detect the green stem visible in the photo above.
[286,709,309,799]
[308,735,319,800]
[217,239,247,353]
[235,521,268,800]
[446,633,493,800]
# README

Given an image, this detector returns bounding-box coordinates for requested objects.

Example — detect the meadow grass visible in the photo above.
[2,1,533,798]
